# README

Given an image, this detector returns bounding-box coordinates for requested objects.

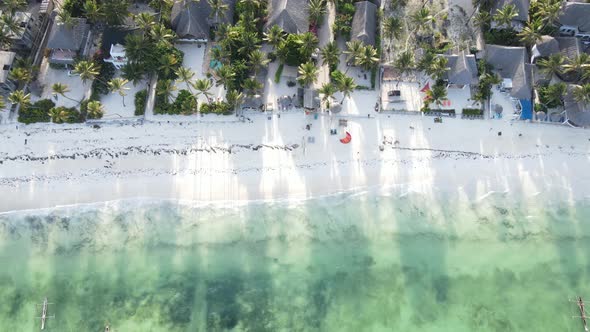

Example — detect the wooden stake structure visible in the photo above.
[571,296,589,332]
[35,297,54,330]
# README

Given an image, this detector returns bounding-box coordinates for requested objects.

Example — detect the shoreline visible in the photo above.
[1,112,590,212]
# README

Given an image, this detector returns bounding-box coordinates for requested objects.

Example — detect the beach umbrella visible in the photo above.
[494,104,503,115]
[536,111,546,121]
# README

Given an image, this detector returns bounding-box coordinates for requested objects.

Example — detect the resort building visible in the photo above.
[171,0,235,42]
[485,44,533,119]
[0,51,17,94]
[46,16,90,65]
[564,84,590,127]
[102,27,138,69]
[491,0,530,31]
[558,1,590,40]
[265,0,309,34]
[350,1,377,47]
[1,11,37,51]
[440,51,479,113]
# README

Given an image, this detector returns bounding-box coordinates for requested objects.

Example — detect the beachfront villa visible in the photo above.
[485,44,533,120]
[102,27,138,69]
[490,0,529,31]
[171,0,236,42]
[558,1,590,39]
[46,16,90,65]
[350,1,377,46]
[0,51,17,94]
[265,0,309,34]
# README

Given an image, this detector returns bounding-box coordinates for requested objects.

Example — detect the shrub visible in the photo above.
[462,108,483,116]
[18,99,54,124]
[91,55,115,96]
[274,64,284,83]
[134,89,147,116]
[172,89,198,115]
[200,101,231,114]
[370,67,377,89]
[483,29,519,47]
[50,106,84,123]
[287,80,296,87]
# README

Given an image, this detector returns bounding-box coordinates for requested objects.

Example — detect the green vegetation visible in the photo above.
[333,0,356,38]
[48,106,84,124]
[200,101,232,114]
[274,64,284,83]
[173,89,198,115]
[18,99,54,124]
[90,55,116,98]
[538,82,567,108]
[462,108,483,116]
[473,60,500,104]
[134,89,147,116]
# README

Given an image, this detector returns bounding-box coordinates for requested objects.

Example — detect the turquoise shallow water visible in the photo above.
[1,192,590,331]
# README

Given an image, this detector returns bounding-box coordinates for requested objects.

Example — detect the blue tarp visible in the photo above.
[520,99,532,120]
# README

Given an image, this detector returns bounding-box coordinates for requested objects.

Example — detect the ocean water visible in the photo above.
[1,192,590,332]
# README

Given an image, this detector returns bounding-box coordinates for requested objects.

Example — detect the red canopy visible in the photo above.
[420,82,430,93]
[340,132,351,144]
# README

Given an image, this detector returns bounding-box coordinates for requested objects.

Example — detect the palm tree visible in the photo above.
[536,0,561,28]
[175,67,195,92]
[238,31,260,55]
[572,84,590,106]
[214,66,235,89]
[383,16,402,40]
[8,67,31,85]
[192,78,213,102]
[518,18,543,46]
[211,46,229,65]
[426,83,448,108]
[134,12,155,33]
[2,0,26,15]
[264,25,286,49]
[150,24,176,45]
[395,51,415,76]
[537,54,564,80]
[318,82,336,109]
[335,75,356,103]
[355,45,379,70]
[241,78,262,97]
[124,34,149,63]
[48,107,68,123]
[563,54,590,81]
[83,0,103,25]
[493,4,518,29]
[344,40,364,65]
[473,11,491,28]
[426,56,449,81]
[208,0,228,24]
[320,42,340,68]
[297,32,319,58]
[8,89,30,108]
[2,14,22,36]
[86,100,104,119]
[0,29,12,49]
[308,0,326,26]
[297,61,319,87]
[541,82,567,107]
[51,83,79,103]
[74,60,100,84]
[108,78,130,107]
[158,54,179,78]
[121,62,145,86]
[225,89,243,112]
[156,79,176,103]
[411,7,434,34]
[248,50,270,76]
[57,10,74,27]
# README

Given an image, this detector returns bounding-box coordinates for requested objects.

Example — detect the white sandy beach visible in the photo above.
[1,112,590,212]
